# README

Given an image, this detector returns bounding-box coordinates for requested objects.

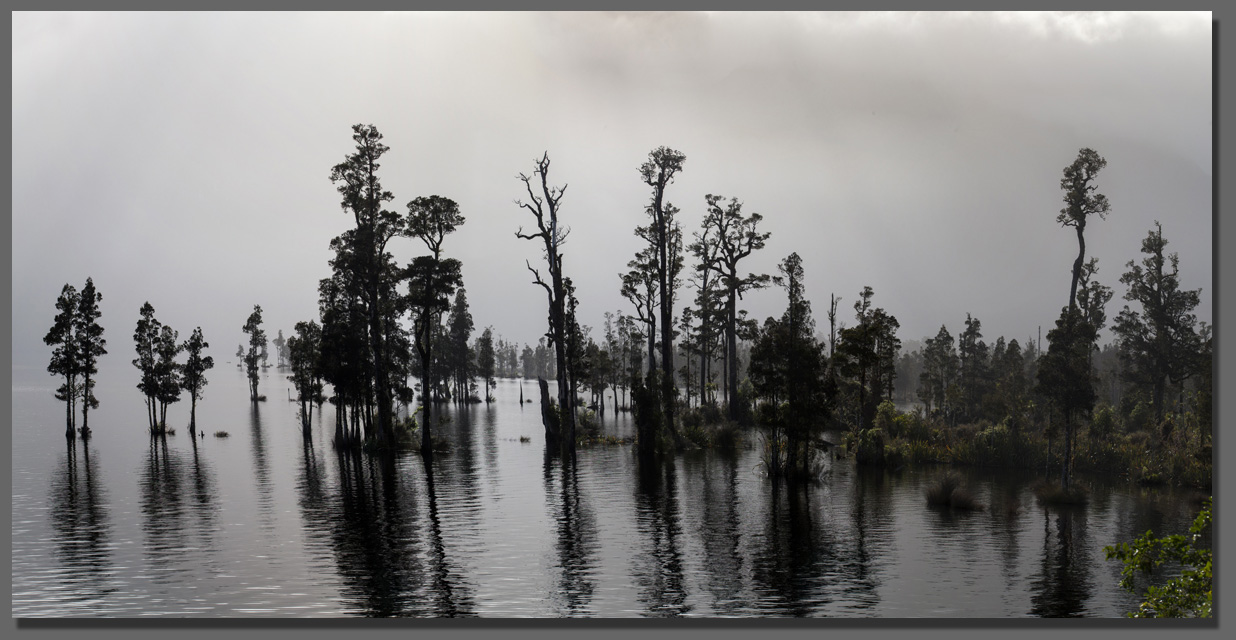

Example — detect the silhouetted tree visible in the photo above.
[45,284,82,437]
[330,124,405,446]
[836,287,900,430]
[958,314,990,422]
[242,305,266,402]
[1113,222,1203,423]
[75,278,106,436]
[287,320,324,438]
[616,312,640,409]
[621,244,660,376]
[521,344,536,380]
[687,210,724,407]
[180,327,213,437]
[134,303,163,432]
[445,288,476,403]
[154,324,182,430]
[1058,148,1111,310]
[700,194,771,421]
[476,327,497,402]
[406,194,465,456]
[1036,306,1097,489]
[272,330,287,368]
[514,152,577,451]
[749,253,826,479]
[639,146,688,446]
[918,324,959,419]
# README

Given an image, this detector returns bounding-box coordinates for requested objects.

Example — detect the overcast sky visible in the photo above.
[11,11,1212,377]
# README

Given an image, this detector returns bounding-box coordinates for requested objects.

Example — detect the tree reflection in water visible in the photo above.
[682,451,745,614]
[49,438,115,602]
[1029,505,1093,617]
[544,451,598,616]
[632,458,689,616]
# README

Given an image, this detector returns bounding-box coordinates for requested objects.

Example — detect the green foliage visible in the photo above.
[1105,498,1212,618]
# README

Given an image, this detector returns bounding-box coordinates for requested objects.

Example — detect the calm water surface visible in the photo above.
[10,361,1207,617]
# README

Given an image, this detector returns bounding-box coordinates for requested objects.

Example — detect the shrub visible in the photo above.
[1090,403,1117,442]
[1105,497,1212,618]
[854,428,886,466]
[926,473,961,506]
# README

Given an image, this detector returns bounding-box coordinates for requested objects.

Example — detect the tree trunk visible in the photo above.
[81,371,92,433]
[539,377,560,447]
[1153,376,1166,424]
[726,291,739,421]
[1068,225,1086,310]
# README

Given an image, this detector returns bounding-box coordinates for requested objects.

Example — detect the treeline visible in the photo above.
[43,136,1211,493]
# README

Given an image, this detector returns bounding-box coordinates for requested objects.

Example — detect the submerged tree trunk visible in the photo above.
[726,291,739,421]
[189,395,198,437]
[539,377,560,448]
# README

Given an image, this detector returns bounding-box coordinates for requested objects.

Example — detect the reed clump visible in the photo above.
[926,473,983,510]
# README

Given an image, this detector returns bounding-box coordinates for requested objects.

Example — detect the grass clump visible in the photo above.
[925,473,983,510]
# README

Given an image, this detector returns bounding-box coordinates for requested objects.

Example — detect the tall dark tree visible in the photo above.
[445,288,475,403]
[687,214,725,407]
[75,278,106,436]
[620,244,660,376]
[45,284,82,438]
[836,286,900,430]
[1036,306,1098,489]
[957,314,990,422]
[918,324,959,418]
[700,194,771,420]
[318,272,368,445]
[748,253,826,479]
[154,324,182,430]
[1058,148,1111,310]
[407,194,465,456]
[287,320,324,438]
[330,124,405,446]
[514,152,577,451]
[1112,222,1203,423]
[134,302,163,432]
[993,337,1028,431]
[180,327,214,437]
[476,327,497,403]
[616,312,640,409]
[639,146,687,445]
[242,305,266,402]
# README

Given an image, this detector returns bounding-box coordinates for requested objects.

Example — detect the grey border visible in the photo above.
[6,8,1229,640]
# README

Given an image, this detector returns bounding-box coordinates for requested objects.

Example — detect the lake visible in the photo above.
[10,360,1207,617]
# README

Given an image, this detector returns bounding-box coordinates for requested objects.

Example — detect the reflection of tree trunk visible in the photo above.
[633,460,687,616]
[1030,508,1091,617]
[423,463,458,617]
[545,453,597,615]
